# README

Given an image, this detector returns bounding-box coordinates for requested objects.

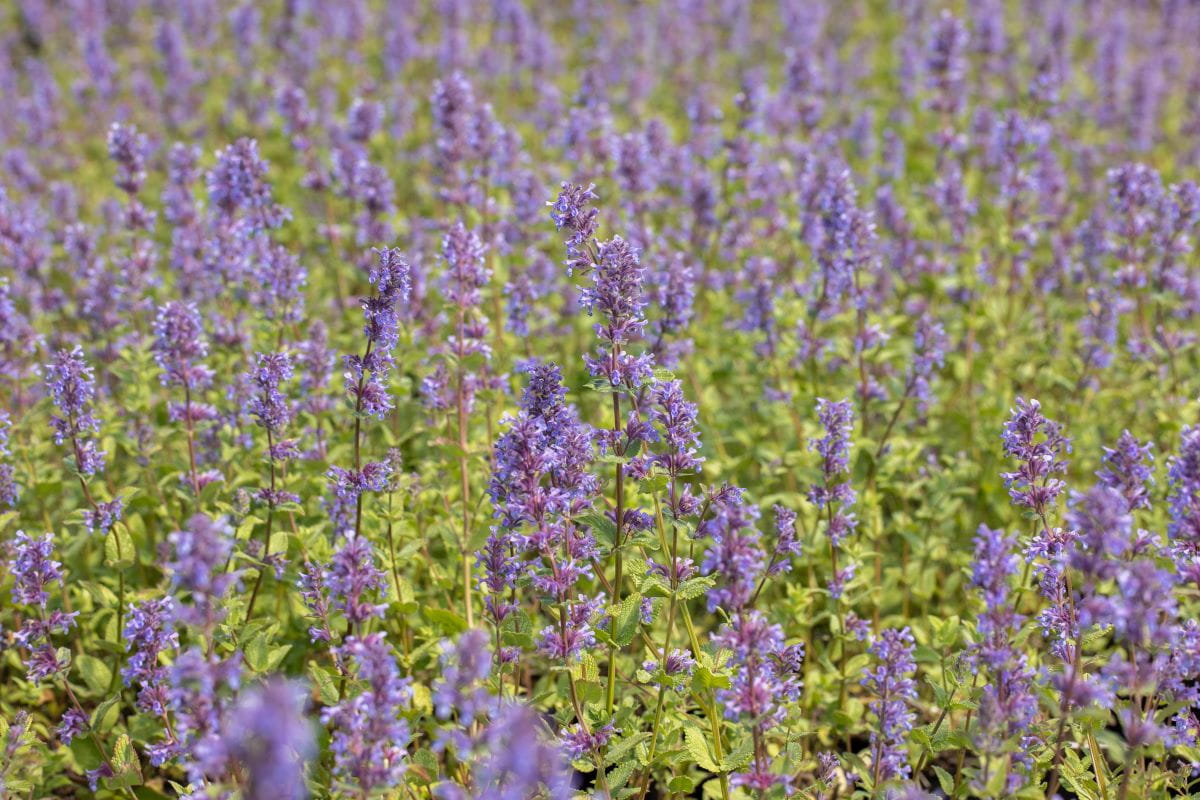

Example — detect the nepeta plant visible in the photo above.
[4,4,1200,800]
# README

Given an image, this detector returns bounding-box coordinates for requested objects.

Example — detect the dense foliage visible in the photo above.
[1,1,1200,798]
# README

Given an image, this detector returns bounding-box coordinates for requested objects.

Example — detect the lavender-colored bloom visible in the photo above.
[811,398,854,483]
[649,252,696,365]
[536,594,604,661]
[226,678,316,800]
[1000,397,1070,517]
[152,301,213,390]
[579,236,653,388]
[768,505,801,575]
[166,514,237,629]
[712,611,804,791]
[926,11,969,117]
[0,412,17,507]
[123,597,178,715]
[326,534,389,626]
[344,247,411,420]
[809,399,858,568]
[322,633,412,795]
[438,222,491,389]
[432,629,493,723]
[56,708,88,745]
[167,647,241,778]
[700,490,764,612]
[8,530,65,609]
[549,182,599,276]
[107,122,149,196]
[969,526,1037,778]
[907,315,947,413]
[643,379,702,480]
[863,627,917,782]
[255,243,307,324]
[437,702,572,800]
[207,138,287,229]
[1096,431,1153,512]
[298,561,335,644]
[248,352,293,435]
[1168,426,1200,559]
[559,719,615,761]
[642,648,696,692]
[45,346,105,477]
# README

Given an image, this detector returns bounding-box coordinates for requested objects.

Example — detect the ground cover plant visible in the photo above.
[1,1,1200,798]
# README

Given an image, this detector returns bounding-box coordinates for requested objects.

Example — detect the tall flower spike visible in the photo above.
[322,633,412,795]
[1000,397,1070,517]
[863,627,917,783]
[225,678,315,800]
[207,137,287,229]
[166,514,237,630]
[969,526,1037,790]
[45,346,105,477]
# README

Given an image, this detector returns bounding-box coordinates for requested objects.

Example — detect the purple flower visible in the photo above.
[326,534,389,627]
[768,505,801,575]
[207,138,287,229]
[0,411,17,507]
[45,346,105,477]
[226,678,315,800]
[969,526,1037,767]
[9,530,65,609]
[642,648,696,692]
[106,122,149,195]
[644,379,703,481]
[437,702,572,800]
[908,315,947,413]
[432,629,493,723]
[580,236,652,388]
[712,611,803,789]
[1001,397,1070,517]
[1097,430,1154,512]
[700,491,764,612]
[167,648,241,779]
[322,633,412,795]
[549,182,599,276]
[811,398,855,484]
[152,301,213,390]
[1167,426,1200,554]
[166,514,237,629]
[122,597,178,716]
[559,720,615,761]
[926,11,969,117]
[344,247,412,420]
[248,352,293,435]
[56,707,88,745]
[863,627,917,782]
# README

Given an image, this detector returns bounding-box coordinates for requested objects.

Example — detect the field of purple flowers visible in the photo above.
[2,1,1200,798]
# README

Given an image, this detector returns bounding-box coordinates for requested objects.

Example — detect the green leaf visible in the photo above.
[933,765,955,795]
[91,694,122,730]
[675,575,716,601]
[104,525,135,567]
[423,606,468,634]
[245,633,271,672]
[76,653,113,695]
[614,593,643,647]
[684,728,719,772]
[668,776,696,792]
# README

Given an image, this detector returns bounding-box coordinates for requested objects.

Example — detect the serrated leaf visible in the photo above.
[675,575,716,601]
[614,593,643,647]
[423,606,468,634]
[104,525,135,567]
[76,653,113,695]
[308,664,340,705]
[684,728,719,772]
